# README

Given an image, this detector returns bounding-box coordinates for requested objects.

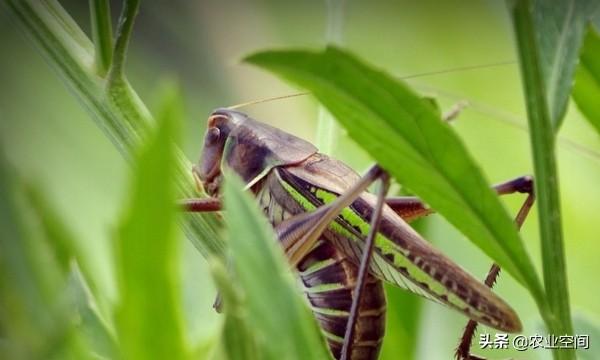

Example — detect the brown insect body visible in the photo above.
[194,109,522,360]
[196,110,386,358]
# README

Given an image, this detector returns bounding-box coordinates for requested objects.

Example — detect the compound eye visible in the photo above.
[205,127,221,145]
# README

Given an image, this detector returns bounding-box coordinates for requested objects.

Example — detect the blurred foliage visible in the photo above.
[530,0,599,130]
[573,27,600,136]
[114,85,186,360]
[1,1,600,360]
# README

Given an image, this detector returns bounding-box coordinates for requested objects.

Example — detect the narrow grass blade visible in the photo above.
[223,174,331,360]
[245,47,544,305]
[114,94,186,360]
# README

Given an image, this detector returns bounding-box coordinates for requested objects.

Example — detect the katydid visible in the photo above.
[182,109,534,360]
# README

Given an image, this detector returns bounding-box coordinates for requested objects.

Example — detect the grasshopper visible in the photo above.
[182,109,535,360]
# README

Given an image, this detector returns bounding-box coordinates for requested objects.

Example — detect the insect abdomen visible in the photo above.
[298,239,386,360]
[257,178,386,360]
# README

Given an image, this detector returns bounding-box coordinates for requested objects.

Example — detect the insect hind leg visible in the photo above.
[455,183,535,360]
[340,171,391,360]
[386,175,534,221]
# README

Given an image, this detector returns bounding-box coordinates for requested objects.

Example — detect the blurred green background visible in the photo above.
[1,1,599,359]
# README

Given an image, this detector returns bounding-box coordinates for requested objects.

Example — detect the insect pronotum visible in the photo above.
[181,106,535,360]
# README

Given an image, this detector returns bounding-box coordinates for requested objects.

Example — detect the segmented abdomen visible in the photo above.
[257,179,386,360]
[298,239,386,360]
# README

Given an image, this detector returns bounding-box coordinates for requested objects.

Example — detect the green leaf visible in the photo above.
[223,174,331,360]
[114,92,187,360]
[209,260,261,360]
[573,26,600,136]
[245,46,544,305]
[532,0,600,129]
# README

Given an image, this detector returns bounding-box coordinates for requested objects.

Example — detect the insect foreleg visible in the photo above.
[340,172,390,360]
[179,197,222,212]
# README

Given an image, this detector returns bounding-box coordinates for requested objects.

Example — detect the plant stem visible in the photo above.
[89,0,113,76]
[509,1,574,359]
[4,0,224,259]
[315,0,345,154]
[108,0,139,83]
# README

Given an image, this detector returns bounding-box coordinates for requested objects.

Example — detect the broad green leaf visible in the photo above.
[114,92,186,360]
[573,26,600,136]
[532,0,600,129]
[223,174,331,360]
[245,46,544,304]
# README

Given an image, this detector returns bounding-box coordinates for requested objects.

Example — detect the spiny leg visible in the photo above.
[455,185,535,360]
[340,172,391,360]
[385,175,533,221]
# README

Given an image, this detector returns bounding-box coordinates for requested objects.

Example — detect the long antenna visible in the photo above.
[222,62,600,162]
[398,60,515,80]
[226,92,310,110]
[226,60,515,110]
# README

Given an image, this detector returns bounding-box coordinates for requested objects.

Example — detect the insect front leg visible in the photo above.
[179,197,222,212]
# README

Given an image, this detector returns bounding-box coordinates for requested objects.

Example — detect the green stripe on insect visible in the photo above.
[300,257,339,276]
[278,176,488,321]
[304,282,348,293]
